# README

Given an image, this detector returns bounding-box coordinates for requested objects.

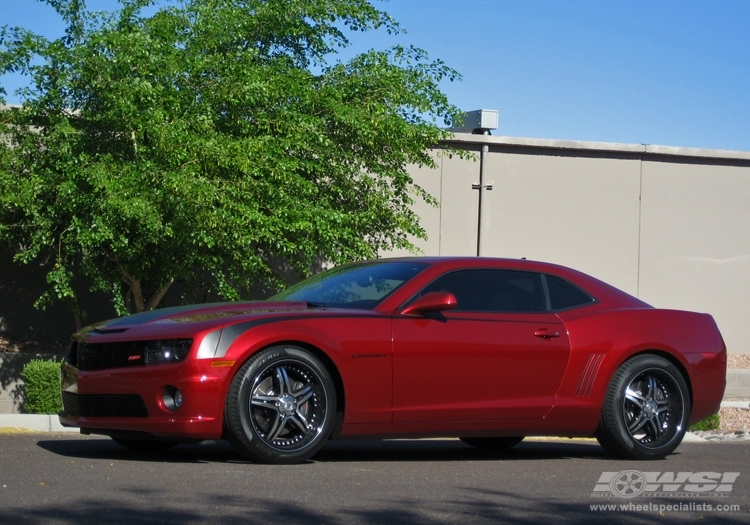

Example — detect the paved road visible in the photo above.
[0,434,748,524]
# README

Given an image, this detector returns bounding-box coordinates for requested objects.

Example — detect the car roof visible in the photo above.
[370,256,650,311]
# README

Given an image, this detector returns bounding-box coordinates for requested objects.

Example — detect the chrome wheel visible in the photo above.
[596,354,690,460]
[249,361,327,451]
[622,368,684,449]
[225,345,336,464]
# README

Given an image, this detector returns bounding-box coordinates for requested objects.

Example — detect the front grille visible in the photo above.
[75,341,146,371]
[62,392,149,418]
[70,339,193,371]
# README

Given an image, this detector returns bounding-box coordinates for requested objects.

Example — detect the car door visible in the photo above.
[392,269,570,422]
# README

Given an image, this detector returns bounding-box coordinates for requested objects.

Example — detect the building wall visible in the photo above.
[639,157,750,355]
[393,134,750,355]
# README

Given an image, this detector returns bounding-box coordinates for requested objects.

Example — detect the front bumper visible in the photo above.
[59,358,232,440]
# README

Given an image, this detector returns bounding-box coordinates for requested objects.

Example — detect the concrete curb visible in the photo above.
[0,414,78,432]
[721,400,750,409]
[725,369,750,399]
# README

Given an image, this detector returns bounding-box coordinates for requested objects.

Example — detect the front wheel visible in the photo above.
[224,345,337,464]
[596,354,690,460]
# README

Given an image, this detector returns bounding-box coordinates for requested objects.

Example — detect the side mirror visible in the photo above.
[400,292,458,316]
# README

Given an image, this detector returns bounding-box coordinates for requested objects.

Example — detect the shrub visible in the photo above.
[689,413,720,431]
[21,359,63,414]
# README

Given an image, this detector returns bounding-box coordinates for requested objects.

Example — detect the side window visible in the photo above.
[418,269,546,313]
[546,274,596,310]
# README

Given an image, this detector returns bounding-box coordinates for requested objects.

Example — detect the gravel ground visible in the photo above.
[721,353,750,431]
[719,407,750,431]
[728,352,750,369]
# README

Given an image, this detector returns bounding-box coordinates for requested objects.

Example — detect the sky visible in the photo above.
[2,0,750,151]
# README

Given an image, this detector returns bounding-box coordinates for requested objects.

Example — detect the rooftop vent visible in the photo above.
[450,109,499,135]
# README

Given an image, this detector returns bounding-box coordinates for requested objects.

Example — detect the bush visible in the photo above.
[689,413,720,431]
[21,359,63,414]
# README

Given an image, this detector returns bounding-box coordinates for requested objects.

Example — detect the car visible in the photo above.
[59,257,726,463]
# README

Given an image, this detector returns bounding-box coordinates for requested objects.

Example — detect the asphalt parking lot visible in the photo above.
[0,434,748,525]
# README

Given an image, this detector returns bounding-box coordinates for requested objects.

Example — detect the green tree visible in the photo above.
[0,0,461,321]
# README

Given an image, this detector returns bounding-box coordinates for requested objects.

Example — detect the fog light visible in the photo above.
[163,386,183,411]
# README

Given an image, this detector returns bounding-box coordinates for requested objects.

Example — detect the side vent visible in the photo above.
[576,353,604,397]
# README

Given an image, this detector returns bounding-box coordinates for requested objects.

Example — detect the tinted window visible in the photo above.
[417,269,546,313]
[271,262,428,309]
[546,275,595,310]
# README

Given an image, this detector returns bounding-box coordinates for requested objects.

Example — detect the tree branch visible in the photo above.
[144,277,174,311]
[120,266,144,312]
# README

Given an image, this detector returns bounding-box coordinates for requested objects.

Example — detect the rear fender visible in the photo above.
[552,309,725,427]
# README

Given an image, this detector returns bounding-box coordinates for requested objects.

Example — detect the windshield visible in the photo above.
[271,261,429,310]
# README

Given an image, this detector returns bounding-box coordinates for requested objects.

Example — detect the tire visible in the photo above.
[112,438,179,452]
[224,345,336,464]
[596,354,690,460]
[459,436,524,450]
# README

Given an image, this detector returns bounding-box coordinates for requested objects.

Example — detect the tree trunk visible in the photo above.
[120,268,173,313]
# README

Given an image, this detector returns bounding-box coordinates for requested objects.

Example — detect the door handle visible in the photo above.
[534,329,560,339]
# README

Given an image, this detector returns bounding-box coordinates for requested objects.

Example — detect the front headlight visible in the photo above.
[144,339,193,365]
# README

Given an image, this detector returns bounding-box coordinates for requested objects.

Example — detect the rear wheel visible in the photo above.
[224,345,336,464]
[596,354,690,460]
[459,436,524,450]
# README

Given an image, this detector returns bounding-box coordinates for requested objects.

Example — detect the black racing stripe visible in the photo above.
[102,303,232,327]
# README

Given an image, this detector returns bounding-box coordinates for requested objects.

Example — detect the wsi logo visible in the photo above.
[592,471,740,498]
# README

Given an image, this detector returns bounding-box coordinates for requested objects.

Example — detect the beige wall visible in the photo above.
[479,148,641,294]
[391,135,750,354]
[639,159,750,350]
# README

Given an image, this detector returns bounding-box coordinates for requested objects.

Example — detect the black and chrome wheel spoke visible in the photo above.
[645,415,661,438]
[628,412,649,433]
[276,366,293,396]
[656,402,672,415]
[293,384,313,405]
[251,394,281,410]
[288,415,308,433]
[266,414,287,441]
[625,389,646,409]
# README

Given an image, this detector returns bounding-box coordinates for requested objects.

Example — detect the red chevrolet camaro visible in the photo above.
[59,257,726,463]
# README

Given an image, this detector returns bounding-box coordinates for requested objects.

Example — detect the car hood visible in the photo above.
[72,301,355,342]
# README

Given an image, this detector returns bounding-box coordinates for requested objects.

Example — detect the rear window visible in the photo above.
[545,275,596,310]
